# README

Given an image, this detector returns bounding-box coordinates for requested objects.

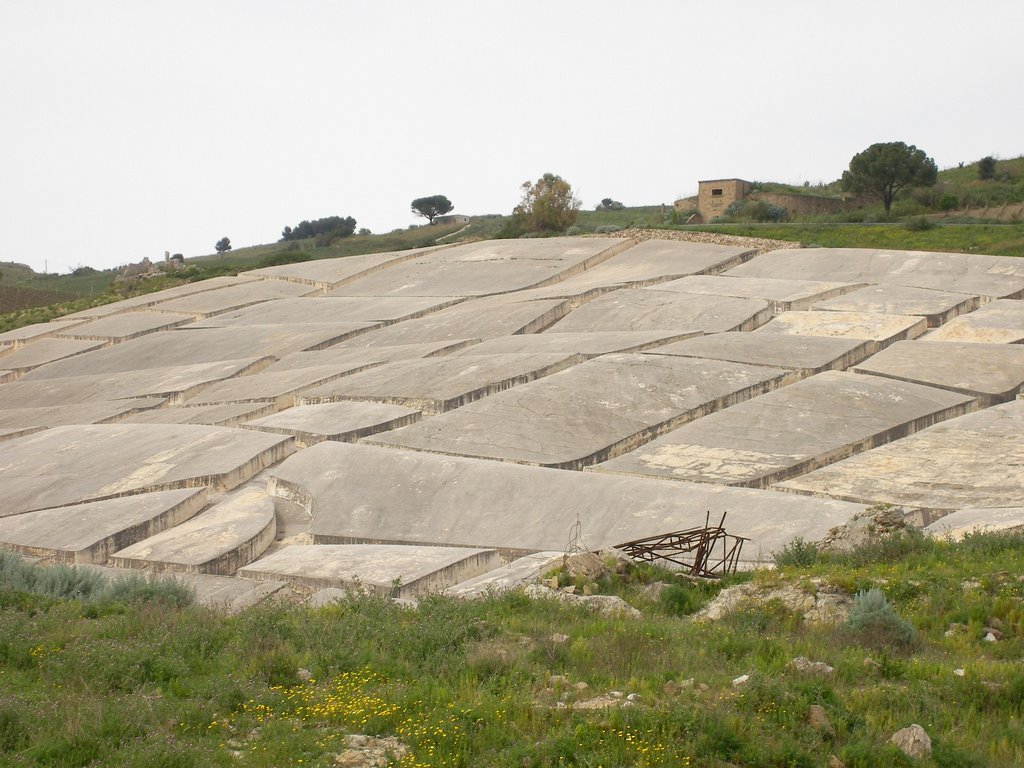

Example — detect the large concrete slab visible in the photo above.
[753,310,926,351]
[330,295,571,347]
[0,319,88,348]
[54,311,194,342]
[151,279,318,317]
[246,246,446,289]
[549,289,770,334]
[265,340,478,373]
[243,402,420,446]
[594,371,976,488]
[0,359,266,408]
[183,364,375,409]
[369,354,791,468]
[238,544,501,598]
[726,247,1024,299]
[654,275,860,312]
[500,239,757,299]
[449,331,699,358]
[645,333,873,374]
[922,300,1024,344]
[774,400,1024,513]
[115,402,276,427]
[853,341,1024,406]
[812,284,980,327]
[109,487,276,575]
[0,423,293,516]
[267,442,867,562]
[0,400,166,430]
[924,507,1024,540]
[296,353,581,414]
[327,238,632,297]
[61,275,261,319]
[0,488,207,564]
[0,426,44,442]
[0,337,108,374]
[189,296,461,328]
[21,326,359,379]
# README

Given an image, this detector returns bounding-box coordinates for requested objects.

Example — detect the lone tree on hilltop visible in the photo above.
[411,195,454,224]
[978,156,997,180]
[514,172,581,233]
[841,141,937,214]
[215,236,232,257]
[595,198,624,211]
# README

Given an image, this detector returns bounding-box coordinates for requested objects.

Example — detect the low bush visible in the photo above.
[773,536,819,568]
[844,588,917,650]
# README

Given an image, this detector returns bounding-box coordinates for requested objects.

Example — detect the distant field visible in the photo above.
[679,222,1024,258]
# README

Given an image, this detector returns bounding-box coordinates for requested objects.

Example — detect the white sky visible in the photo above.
[2,0,1022,274]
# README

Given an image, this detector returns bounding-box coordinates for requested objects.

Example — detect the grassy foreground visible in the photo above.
[1,530,1022,767]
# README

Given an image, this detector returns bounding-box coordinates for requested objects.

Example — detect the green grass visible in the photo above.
[676,222,1024,258]
[2,531,1022,766]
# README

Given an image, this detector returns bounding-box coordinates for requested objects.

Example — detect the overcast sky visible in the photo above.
[2,1,1022,274]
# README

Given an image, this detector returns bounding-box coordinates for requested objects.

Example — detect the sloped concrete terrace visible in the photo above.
[0,238,1021,597]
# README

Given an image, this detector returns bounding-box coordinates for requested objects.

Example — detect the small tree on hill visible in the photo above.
[514,172,581,233]
[411,195,454,224]
[215,237,232,256]
[841,142,937,214]
[595,198,624,211]
[978,156,997,181]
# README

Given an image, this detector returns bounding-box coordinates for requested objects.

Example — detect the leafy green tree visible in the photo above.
[411,195,454,224]
[595,198,624,211]
[281,216,357,242]
[514,172,581,233]
[215,237,232,256]
[841,142,937,214]
[978,156,997,180]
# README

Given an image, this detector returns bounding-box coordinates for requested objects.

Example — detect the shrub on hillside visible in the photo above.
[844,588,916,650]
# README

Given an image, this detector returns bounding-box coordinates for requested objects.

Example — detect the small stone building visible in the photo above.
[697,179,753,222]
[433,214,470,226]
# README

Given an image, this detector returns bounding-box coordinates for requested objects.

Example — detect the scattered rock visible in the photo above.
[626,693,640,702]
[523,584,641,617]
[589,228,796,257]
[945,622,969,637]
[962,579,982,591]
[828,756,846,768]
[679,678,695,689]
[863,658,882,672]
[694,580,851,624]
[983,626,1004,640]
[550,633,569,644]
[640,581,671,600]
[562,551,607,581]
[732,674,750,687]
[789,657,834,676]
[698,683,710,692]
[549,675,569,687]
[889,724,932,760]
[807,704,834,736]
[984,632,999,643]
[954,668,966,677]
[333,735,409,767]
[297,668,312,682]
[573,681,590,694]
[662,680,680,697]
[987,617,1005,630]
[821,504,911,552]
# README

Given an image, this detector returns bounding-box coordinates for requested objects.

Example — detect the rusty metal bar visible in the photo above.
[613,511,749,578]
